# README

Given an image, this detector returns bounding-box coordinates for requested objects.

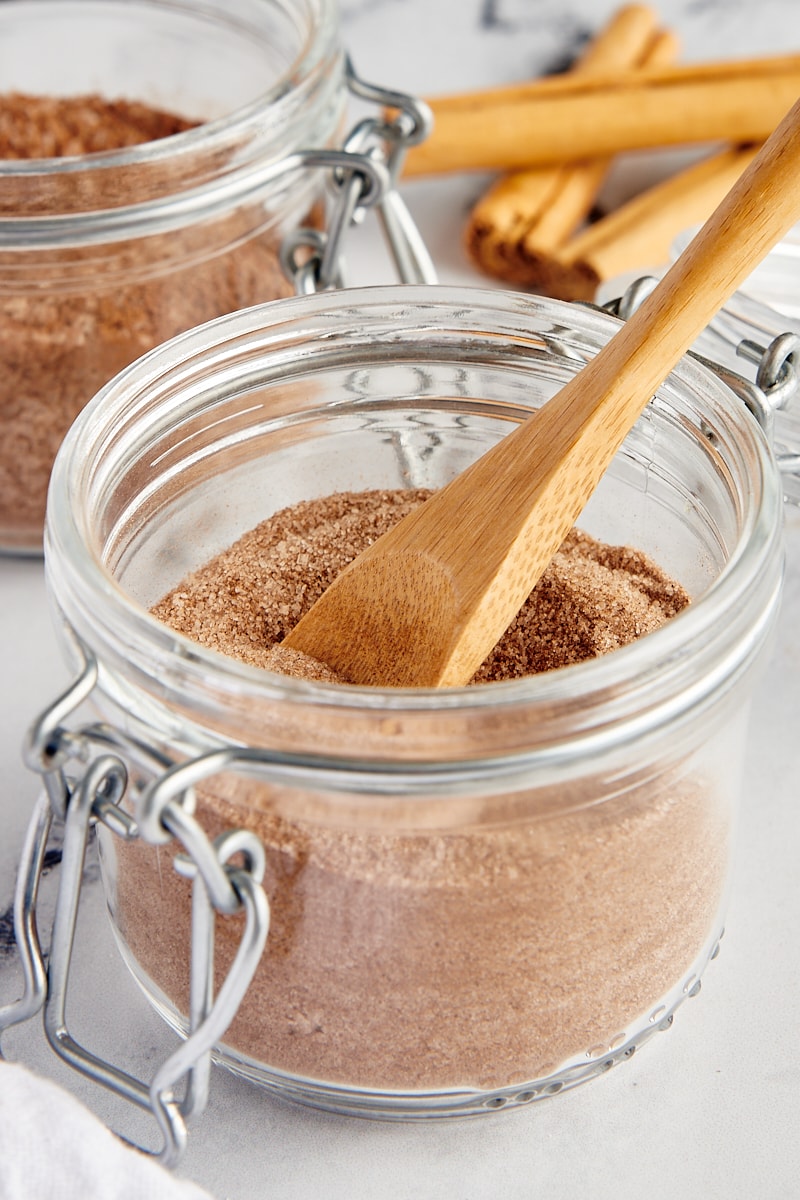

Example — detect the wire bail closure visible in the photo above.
[280,58,438,294]
[0,649,270,1168]
[604,277,800,478]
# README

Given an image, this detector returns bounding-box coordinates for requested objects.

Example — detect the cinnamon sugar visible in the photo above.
[0,93,293,551]
[115,770,727,1093]
[117,493,727,1102]
[152,488,690,682]
[0,92,196,160]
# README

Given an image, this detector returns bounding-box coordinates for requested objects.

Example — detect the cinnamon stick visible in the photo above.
[545,143,761,300]
[404,54,800,176]
[466,9,679,283]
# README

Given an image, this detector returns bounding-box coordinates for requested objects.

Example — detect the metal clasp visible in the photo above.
[280,57,437,294]
[604,277,800,483]
[0,649,270,1169]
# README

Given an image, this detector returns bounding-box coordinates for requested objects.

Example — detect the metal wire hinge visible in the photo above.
[604,276,800,469]
[0,652,270,1169]
[280,57,437,294]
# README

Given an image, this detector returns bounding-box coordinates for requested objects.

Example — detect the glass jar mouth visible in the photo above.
[0,0,343,242]
[0,1,338,172]
[45,286,784,763]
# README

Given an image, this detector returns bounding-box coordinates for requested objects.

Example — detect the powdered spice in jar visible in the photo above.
[150,489,691,681]
[0,92,296,551]
[104,490,728,1098]
[0,93,198,159]
[117,765,726,1093]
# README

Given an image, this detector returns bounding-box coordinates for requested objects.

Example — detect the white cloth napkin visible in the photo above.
[0,1061,215,1200]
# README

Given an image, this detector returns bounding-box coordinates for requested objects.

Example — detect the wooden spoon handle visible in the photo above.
[287,98,800,687]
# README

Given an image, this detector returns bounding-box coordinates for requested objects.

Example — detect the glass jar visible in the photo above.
[0,0,345,554]
[40,288,783,1118]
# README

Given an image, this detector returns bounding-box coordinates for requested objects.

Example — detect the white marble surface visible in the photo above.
[2,2,800,1197]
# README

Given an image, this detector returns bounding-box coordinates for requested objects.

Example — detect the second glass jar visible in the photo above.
[0,0,345,553]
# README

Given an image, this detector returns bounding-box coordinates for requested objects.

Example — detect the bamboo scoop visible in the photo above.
[284,98,800,688]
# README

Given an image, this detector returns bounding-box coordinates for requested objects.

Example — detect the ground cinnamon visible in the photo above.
[0,93,293,552]
[115,768,726,1092]
[151,488,690,681]
[0,92,196,158]
[110,491,729,1101]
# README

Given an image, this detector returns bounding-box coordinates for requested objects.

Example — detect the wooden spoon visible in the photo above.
[285,98,800,688]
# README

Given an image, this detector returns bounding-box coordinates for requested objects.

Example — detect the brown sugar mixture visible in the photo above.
[110,489,730,1099]
[151,488,690,682]
[0,93,293,550]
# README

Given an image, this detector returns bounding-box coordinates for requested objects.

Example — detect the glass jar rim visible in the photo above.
[0,0,343,244]
[45,286,784,765]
